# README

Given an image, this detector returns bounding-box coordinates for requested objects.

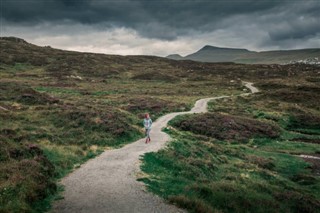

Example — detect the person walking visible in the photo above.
[143,113,152,144]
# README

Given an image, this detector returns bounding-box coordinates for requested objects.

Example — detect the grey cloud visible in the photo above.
[1,0,320,50]
[267,2,320,42]
[2,0,290,37]
[269,18,320,41]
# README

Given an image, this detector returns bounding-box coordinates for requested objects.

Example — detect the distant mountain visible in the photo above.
[167,45,320,64]
[185,45,255,63]
[166,54,184,60]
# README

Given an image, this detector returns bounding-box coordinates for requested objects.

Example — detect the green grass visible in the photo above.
[35,87,82,96]
[248,138,320,155]
[1,37,320,213]
[40,143,104,178]
[13,63,32,71]
[31,185,64,213]
[0,67,237,212]
[140,128,320,213]
[140,77,320,213]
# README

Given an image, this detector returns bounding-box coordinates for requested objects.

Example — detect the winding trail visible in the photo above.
[300,155,320,160]
[52,82,258,213]
[0,106,9,111]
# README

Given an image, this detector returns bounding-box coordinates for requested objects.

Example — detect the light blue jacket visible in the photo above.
[143,118,152,129]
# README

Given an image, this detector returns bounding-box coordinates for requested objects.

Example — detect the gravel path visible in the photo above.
[52,82,258,213]
[300,155,320,160]
[243,82,259,93]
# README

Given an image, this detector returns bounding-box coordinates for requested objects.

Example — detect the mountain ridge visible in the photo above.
[199,45,253,52]
[167,45,320,64]
[2,36,319,65]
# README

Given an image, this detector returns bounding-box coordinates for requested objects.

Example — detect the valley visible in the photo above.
[0,37,320,213]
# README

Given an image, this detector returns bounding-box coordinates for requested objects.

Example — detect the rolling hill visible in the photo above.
[184,45,255,62]
[1,36,320,213]
[167,45,320,64]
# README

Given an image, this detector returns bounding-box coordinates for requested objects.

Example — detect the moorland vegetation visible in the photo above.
[0,37,319,212]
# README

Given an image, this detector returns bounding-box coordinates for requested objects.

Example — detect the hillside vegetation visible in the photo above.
[140,71,320,212]
[1,37,320,212]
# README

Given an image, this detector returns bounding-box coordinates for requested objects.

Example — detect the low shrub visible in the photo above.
[171,113,280,142]
[0,141,56,213]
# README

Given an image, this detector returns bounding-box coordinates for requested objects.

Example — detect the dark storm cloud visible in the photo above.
[2,0,145,25]
[2,0,281,23]
[1,0,320,51]
[1,0,297,38]
[269,19,320,41]
[267,1,320,42]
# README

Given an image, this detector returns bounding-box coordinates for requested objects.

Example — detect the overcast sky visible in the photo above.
[1,0,320,56]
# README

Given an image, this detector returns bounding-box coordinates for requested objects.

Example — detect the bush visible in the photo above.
[0,141,56,213]
[171,113,281,142]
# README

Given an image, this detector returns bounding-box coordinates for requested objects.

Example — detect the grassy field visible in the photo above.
[1,37,320,212]
[140,77,320,212]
